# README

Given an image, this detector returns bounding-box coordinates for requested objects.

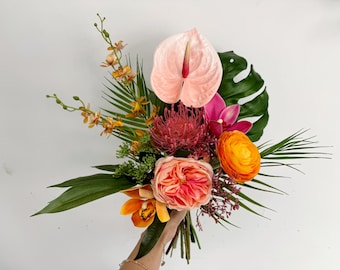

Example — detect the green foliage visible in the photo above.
[32,173,134,215]
[101,62,156,143]
[116,142,132,158]
[135,215,166,259]
[227,129,331,222]
[218,51,269,142]
[136,212,200,264]
[113,155,157,185]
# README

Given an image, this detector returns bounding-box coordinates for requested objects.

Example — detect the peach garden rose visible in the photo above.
[151,156,213,211]
[217,130,261,183]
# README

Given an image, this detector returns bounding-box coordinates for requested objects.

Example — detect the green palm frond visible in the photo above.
[215,130,331,228]
[98,59,158,142]
[260,129,331,170]
[230,192,270,219]
[243,179,287,195]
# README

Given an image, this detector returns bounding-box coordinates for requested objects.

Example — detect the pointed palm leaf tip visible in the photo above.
[150,28,223,107]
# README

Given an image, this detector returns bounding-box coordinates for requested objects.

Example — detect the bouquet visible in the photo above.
[33,14,329,264]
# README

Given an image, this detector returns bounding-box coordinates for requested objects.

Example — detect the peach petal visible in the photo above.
[150,28,222,108]
[121,184,153,199]
[138,185,155,199]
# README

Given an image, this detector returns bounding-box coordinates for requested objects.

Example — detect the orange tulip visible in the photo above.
[120,185,170,227]
[217,131,261,183]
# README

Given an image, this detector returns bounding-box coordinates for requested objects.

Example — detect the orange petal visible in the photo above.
[150,28,222,108]
[156,201,170,223]
[121,187,141,199]
[131,210,155,228]
[120,199,143,215]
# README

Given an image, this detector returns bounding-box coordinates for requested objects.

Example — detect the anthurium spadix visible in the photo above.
[150,28,223,108]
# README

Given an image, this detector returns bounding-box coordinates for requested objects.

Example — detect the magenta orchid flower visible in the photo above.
[204,93,252,137]
[150,28,223,108]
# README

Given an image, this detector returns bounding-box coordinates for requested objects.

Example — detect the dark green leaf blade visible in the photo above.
[217,51,269,142]
[32,174,134,216]
[135,215,166,259]
[93,164,120,172]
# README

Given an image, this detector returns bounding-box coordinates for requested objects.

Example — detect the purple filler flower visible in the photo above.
[204,93,252,137]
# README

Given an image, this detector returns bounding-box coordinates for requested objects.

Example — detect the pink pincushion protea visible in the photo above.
[152,156,213,211]
[149,102,208,155]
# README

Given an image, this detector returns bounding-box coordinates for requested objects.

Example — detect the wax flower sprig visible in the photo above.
[34,14,330,265]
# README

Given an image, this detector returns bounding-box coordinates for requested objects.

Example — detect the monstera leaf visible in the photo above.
[217,51,269,142]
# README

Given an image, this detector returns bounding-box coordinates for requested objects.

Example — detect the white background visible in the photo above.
[1,0,339,269]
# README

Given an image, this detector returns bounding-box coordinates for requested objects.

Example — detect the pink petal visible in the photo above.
[204,93,226,121]
[226,121,253,134]
[219,104,240,126]
[150,28,222,107]
[182,41,190,78]
[208,121,224,137]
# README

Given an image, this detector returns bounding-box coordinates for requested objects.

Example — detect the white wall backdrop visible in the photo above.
[1,0,339,269]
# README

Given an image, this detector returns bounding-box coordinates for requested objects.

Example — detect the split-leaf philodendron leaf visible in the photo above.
[218,51,269,142]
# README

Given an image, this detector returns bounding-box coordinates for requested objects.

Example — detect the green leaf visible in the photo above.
[229,193,269,219]
[92,164,120,172]
[245,178,288,195]
[237,190,273,212]
[260,129,331,160]
[32,174,134,216]
[135,215,166,259]
[217,51,269,141]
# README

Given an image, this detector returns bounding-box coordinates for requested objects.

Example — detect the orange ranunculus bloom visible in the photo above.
[120,185,170,227]
[217,130,261,183]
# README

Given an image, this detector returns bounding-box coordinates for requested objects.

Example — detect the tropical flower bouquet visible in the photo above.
[33,14,328,264]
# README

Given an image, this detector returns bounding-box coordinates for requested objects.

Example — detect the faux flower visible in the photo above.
[126,96,149,118]
[80,103,92,124]
[204,93,252,137]
[150,28,223,108]
[145,105,159,126]
[111,40,127,52]
[101,53,118,67]
[100,116,123,136]
[120,185,170,227]
[217,130,260,183]
[88,111,101,128]
[152,156,213,211]
[112,65,133,80]
[149,102,208,155]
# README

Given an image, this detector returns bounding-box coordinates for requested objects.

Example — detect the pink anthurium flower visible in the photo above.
[204,93,252,137]
[150,28,223,108]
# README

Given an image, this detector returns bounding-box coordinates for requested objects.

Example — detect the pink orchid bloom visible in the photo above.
[204,93,252,137]
[150,28,223,108]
